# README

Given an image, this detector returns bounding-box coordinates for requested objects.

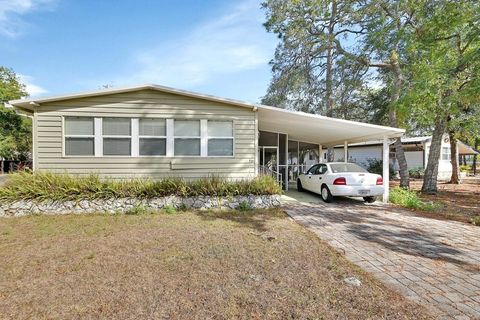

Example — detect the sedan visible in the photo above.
[297,162,384,203]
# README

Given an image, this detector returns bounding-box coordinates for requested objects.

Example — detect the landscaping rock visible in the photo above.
[0,194,281,217]
[344,277,362,287]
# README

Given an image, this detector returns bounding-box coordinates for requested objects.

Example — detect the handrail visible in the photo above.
[259,165,283,185]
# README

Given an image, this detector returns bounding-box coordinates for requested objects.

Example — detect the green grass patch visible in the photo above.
[0,171,282,203]
[389,187,439,211]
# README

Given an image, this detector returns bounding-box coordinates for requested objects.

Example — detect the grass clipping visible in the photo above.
[0,171,282,202]
[389,187,438,211]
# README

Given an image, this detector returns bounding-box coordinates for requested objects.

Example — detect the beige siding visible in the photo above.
[35,89,256,180]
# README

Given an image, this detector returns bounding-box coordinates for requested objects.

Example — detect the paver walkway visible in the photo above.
[282,191,480,319]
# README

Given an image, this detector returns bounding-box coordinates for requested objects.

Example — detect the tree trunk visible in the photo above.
[422,117,446,194]
[474,138,479,175]
[389,53,409,188]
[325,0,337,117]
[448,131,459,184]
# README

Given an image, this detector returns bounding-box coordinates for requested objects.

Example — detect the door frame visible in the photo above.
[258,146,279,181]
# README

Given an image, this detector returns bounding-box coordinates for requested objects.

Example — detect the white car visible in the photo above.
[297,162,384,203]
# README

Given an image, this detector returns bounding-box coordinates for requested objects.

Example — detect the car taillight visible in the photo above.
[333,177,347,185]
[376,177,383,185]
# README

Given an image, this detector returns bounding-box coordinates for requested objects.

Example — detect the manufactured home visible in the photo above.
[9,84,404,201]
[331,136,478,180]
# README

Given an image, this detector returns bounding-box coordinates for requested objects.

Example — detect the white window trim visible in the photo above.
[63,116,96,157]
[206,120,235,158]
[62,117,236,158]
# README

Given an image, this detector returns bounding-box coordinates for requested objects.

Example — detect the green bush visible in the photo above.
[471,216,480,226]
[237,200,252,211]
[389,187,438,211]
[0,171,282,203]
[459,165,470,173]
[125,205,150,215]
[408,167,425,179]
[163,205,176,214]
[365,158,395,179]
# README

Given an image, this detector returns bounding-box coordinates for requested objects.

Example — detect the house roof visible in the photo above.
[9,83,405,147]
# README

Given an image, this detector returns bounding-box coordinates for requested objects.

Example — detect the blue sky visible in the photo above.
[0,0,279,102]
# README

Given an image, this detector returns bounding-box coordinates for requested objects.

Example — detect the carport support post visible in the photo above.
[319,145,323,163]
[344,141,348,163]
[383,138,390,203]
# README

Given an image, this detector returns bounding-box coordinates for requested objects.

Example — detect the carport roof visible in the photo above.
[9,83,404,147]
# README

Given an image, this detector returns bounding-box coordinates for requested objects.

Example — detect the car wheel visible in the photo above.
[363,196,377,203]
[297,179,304,192]
[321,185,333,203]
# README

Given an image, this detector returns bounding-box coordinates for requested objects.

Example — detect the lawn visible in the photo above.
[392,179,480,225]
[0,210,431,319]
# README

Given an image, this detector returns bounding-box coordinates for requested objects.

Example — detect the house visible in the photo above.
[9,84,404,201]
[331,135,478,180]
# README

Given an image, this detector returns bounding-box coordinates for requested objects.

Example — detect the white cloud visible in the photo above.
[0,0,57,37]
[18,74,48,97]
[129,0,276,88]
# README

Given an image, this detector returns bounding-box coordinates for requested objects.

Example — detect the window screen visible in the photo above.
[174,120,200,156]
[139,119,166,156]
[64,117,94,156]
[207,121,233,156]
[102,118,131,156]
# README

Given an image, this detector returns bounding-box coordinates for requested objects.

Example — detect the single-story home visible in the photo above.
[9,84,404,201]
[331,135,479,180]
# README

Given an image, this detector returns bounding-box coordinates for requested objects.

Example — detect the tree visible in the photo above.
[0,67,31,165]
[400,1,480,193]
[261,0,365,116]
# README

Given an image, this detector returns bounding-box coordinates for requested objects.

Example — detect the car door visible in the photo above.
[302,164,319,191]
[309,164,328,193]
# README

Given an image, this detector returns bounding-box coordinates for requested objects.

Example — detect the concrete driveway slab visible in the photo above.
[283,192,480,319]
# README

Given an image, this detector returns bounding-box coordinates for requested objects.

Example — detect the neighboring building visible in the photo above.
[9,84,404,200]
[331,135,479,180]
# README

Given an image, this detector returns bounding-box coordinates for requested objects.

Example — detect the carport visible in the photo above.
[255,105,405,202]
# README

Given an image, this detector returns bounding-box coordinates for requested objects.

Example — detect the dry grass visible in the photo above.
[392,180,480,225]
[0,210,431,319]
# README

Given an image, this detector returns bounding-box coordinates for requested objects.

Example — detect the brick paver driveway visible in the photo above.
[282,191,480,319]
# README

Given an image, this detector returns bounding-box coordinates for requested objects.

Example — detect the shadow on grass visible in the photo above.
[195,208,286,233]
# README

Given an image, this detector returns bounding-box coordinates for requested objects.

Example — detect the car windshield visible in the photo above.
[329,163,367,173]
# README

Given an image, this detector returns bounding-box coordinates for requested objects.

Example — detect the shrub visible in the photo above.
[237,200,252,211]
[459,165,470,173]
[408,167,425,179]
[0,171,282,202]
[163,205,176,214]
[365,159,394,179]
[125,205,149,215]
[389,187,438,211]
[471,216,480,226]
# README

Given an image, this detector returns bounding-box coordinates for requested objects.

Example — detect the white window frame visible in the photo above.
[63,116,96,157]
[173,119,202,157]
[138,118,167,157]
[207,120,235,157]
[102,117,132,157]
[441,146,451,161]
[62,117,236,158]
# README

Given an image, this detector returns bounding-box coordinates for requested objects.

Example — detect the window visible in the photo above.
[139,118,166,156]
[64,117,94,156]
[174,120,200,156]
[306,165,319,175]
[103,118,131,156]
[441,147,451,161]
[207,121,233,156]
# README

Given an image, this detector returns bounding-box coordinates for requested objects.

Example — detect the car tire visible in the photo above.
[363,196,377,203]
[297,179,304,192]
[321,185,333,203]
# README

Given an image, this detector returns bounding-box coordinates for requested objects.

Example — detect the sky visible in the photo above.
[0,0,279,102]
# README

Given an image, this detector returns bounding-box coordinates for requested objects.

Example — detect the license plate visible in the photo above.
[358,190,370,195]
